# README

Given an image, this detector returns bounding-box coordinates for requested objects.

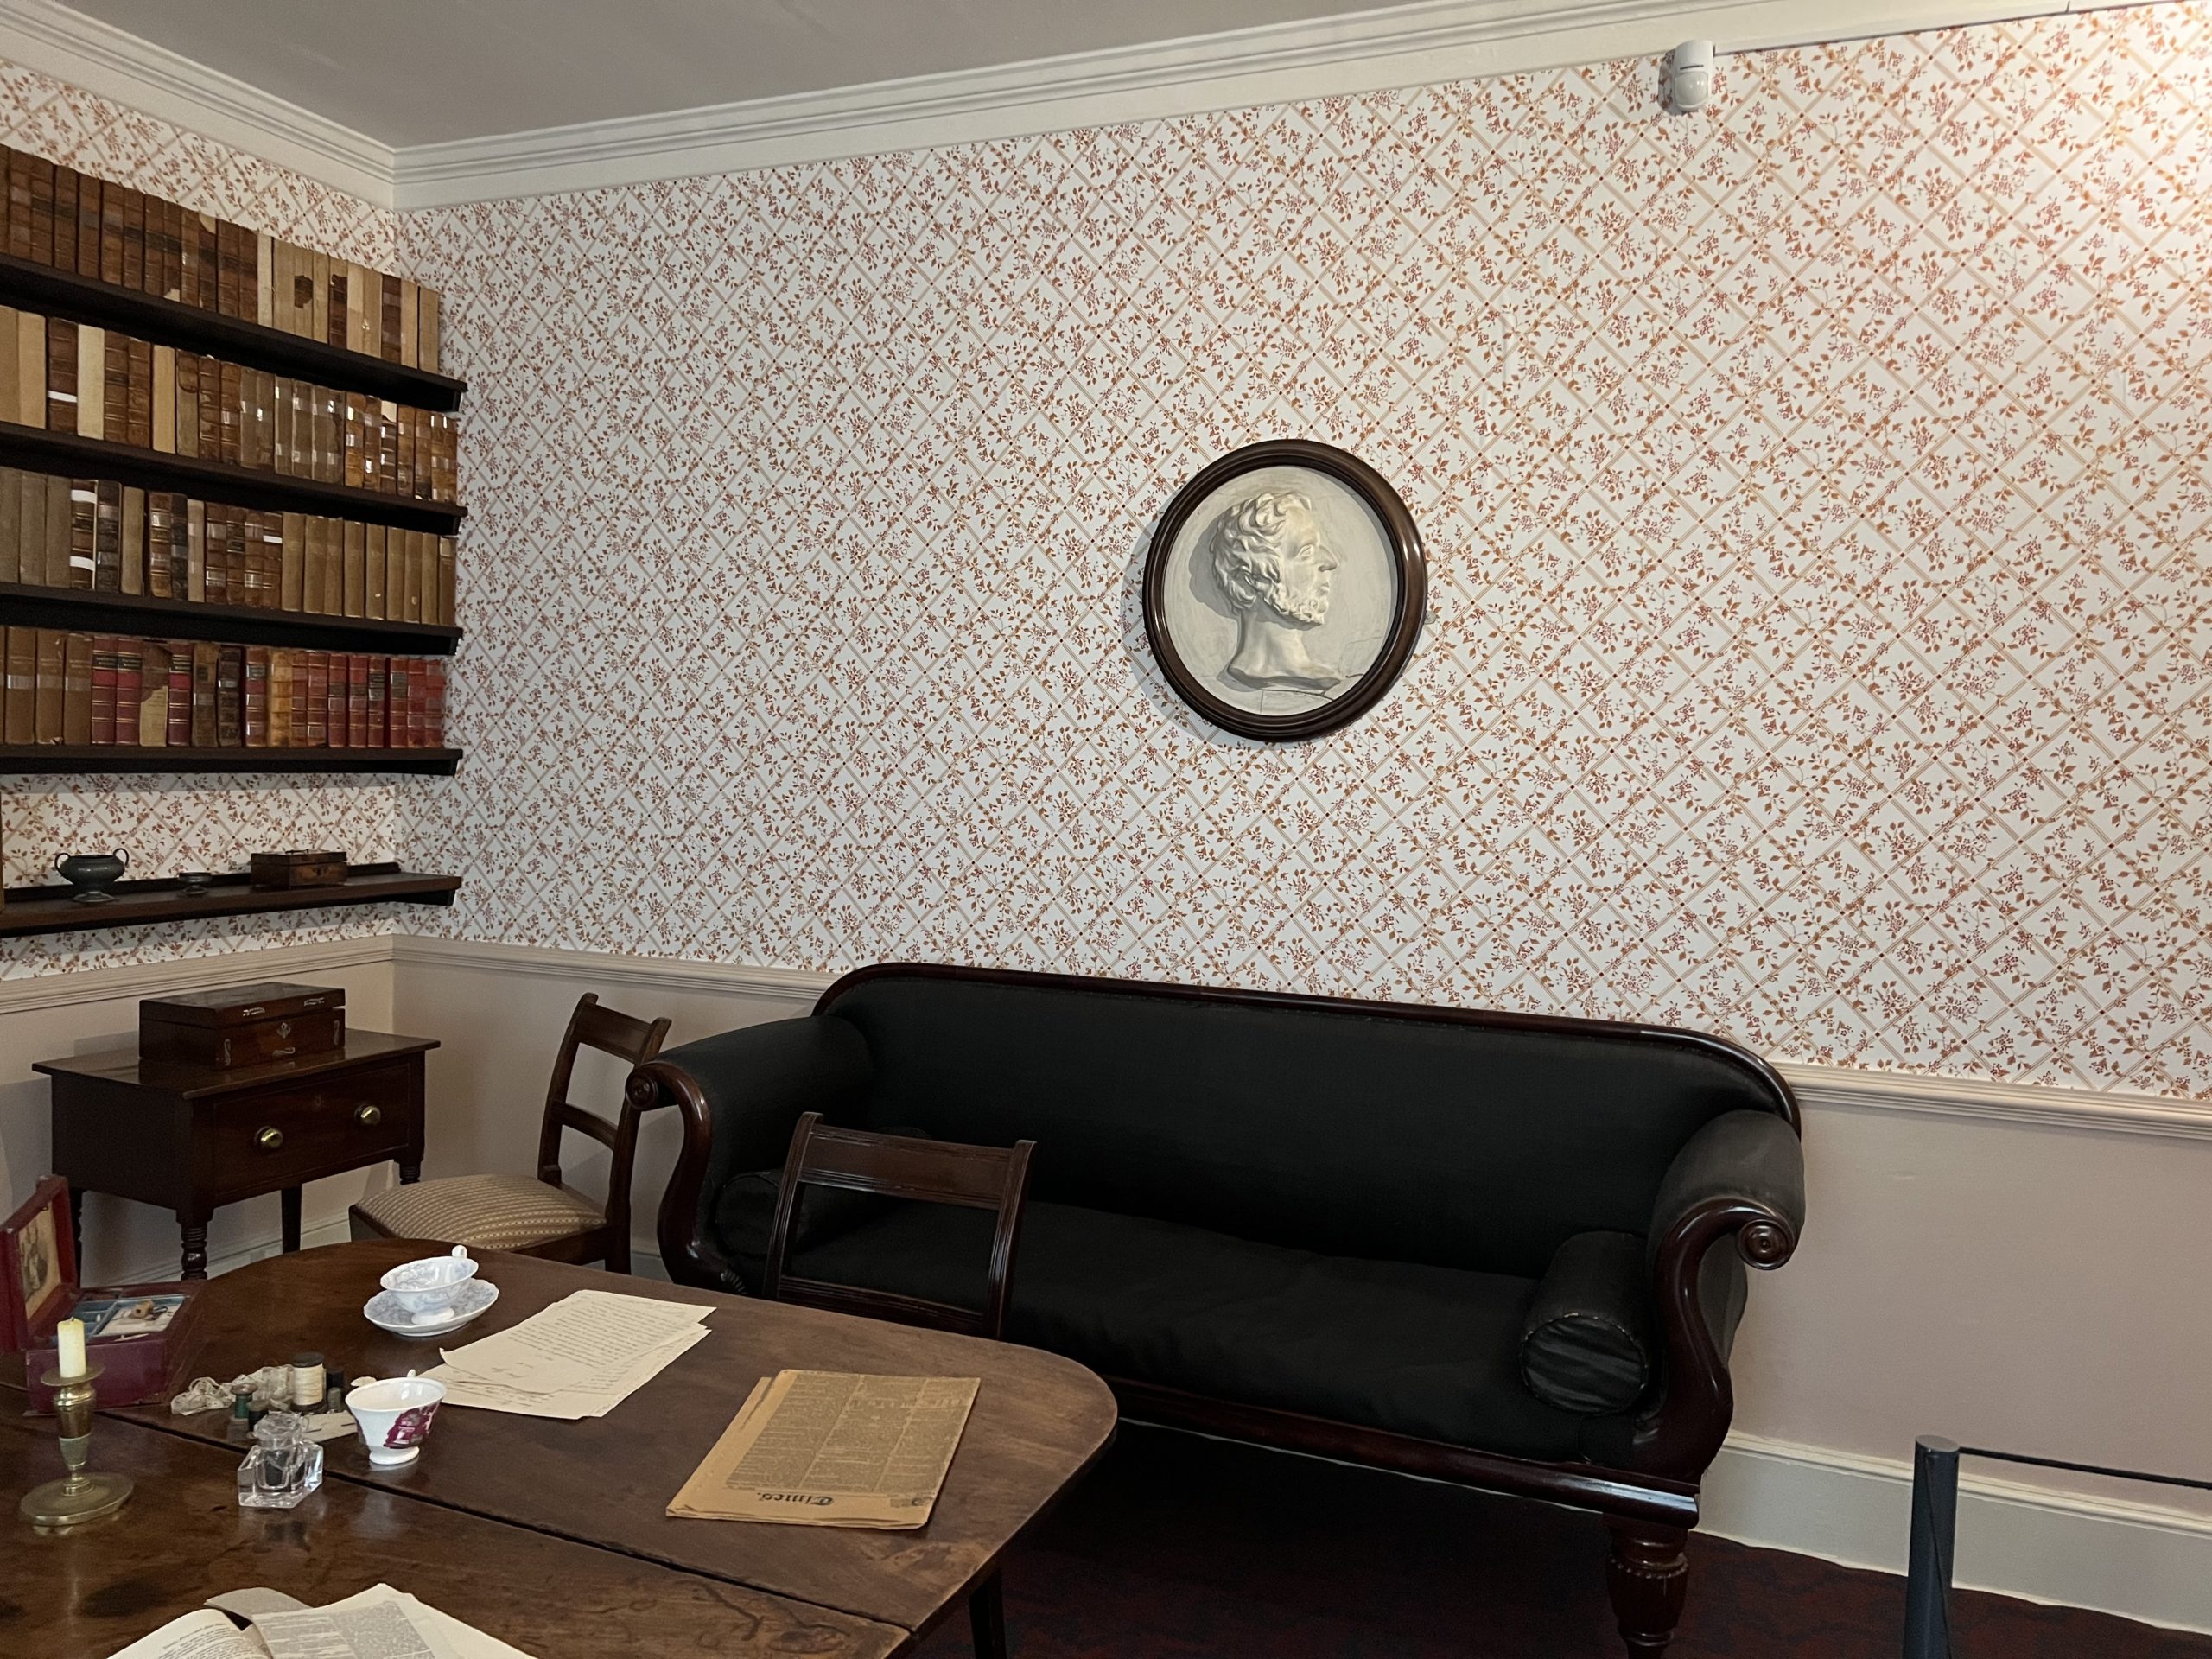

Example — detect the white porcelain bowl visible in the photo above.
[345,1373,447,1467]
[378,1246,478,1314]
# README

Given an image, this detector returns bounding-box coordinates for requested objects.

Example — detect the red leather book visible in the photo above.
[426,659,446,747]
[289,650,311,747]
[88,632,118,744]
[346,652,368,747]
[388,658,410,747]
[113,638,141,747]
[324,652,347,748]
[166,641,192,748]
[243,644,269,747]
[303,652,328,747]
[365,653,388,747]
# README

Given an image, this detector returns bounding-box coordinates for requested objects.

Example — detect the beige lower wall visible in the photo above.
[0,939,398,1283]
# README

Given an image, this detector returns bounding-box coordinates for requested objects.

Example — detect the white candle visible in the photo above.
[54,1316,87,1380]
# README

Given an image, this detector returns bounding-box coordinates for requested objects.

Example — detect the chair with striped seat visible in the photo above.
[350,993,672,1271]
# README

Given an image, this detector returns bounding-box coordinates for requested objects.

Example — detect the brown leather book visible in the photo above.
[120,485,145,594]
[238,508,265,609]
[175,349,200,458]
[310,251,330,341]
[365,652,388,746]
[3,626,34,743]
[243,644,269,746]
[152,343,175,452]
[189,639,217,746]
[287,245,315,336]
[398,281,418,369]
[394,404,415,498]
[0,467,16,583]
[279,511,304,610]
[216,220,245,319]
[365,524,386,619]
[301,513,324,614]
[44,314,76,431]
[79,322,110,440]
[99,181,124,285]
[33,627,65,742]
[419,288,442,373]
[112,637,141,747]
[267,646,291,746]
[381,274,403,363]
[195,355,221,460]
[66,480,95,590]
[50,167,75,274]
[438,536,456,627]
[346,652,368,747]
[137,639,168,747]
[192,213,218,310]
[327,264,348,349]
[200,502,229,606]
[341,393,364,487]
[270,375,293,475]
[398,527,421,621]
[92,479,120,591]
[303,650,327,746]
[165,639,191,747]
[127,335,151,448]
[260,513,286,611]
[218,360,241,464]
[415,530,436,625]
[162,199,184,301]
[388,657,410,747]
[378,524,403,618]
[316,386,341,484]
[37,475,65,586]
[179,200,201,305]
[14,307,41,426]
[89,632,117,743]
[343,520,365,616]
[165,492,189,597]
[61,629,92,743]
[257,232,275,329]
[377,398,398,491]
[146,491,174,598]
[215,642,242,746]
[238,367,267,470]
[121,187,145,291]
[325,651,348,747]
[185,497,205,601]
[4,149,31,261]
[0,304,17,425]
[28,152,53,266]
[75,178,100,278]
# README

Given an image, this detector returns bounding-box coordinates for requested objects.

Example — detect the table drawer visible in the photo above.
[209,1063,419,1198]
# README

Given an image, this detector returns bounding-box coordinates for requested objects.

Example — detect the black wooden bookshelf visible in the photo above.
[0,745,461,776]
[0,862,461,938]
[0,252,465,410]
[0,581,461,655]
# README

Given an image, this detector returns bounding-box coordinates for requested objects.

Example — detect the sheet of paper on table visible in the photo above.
[105,1583,535,1659]
[423,1287,713,1420]
[668,1370,981,1529]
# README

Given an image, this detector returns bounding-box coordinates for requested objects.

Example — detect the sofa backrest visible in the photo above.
[817,966,1796,1280]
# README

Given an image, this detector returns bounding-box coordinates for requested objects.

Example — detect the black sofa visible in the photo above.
[632,964,1804,1656]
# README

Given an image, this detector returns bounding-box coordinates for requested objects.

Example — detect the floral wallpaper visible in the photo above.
[0,60,403,974]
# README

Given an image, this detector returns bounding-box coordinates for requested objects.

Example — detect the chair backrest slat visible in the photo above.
[760,1111,1034,1339]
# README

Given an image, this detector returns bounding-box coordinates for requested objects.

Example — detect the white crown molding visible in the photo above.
[389,0,2099,207]
[0,0,393,206]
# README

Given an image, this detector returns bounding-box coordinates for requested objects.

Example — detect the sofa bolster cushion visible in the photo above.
[1518,1230,1655,1415]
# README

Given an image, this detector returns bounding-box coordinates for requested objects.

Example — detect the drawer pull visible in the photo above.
[355,1103,384,1128]
[255,1126,285,1152]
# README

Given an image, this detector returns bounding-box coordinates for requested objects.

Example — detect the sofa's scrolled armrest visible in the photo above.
[626,1014,874,1291]
[1633,1109,1805,1478]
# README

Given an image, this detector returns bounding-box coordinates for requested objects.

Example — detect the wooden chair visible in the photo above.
[762,1110,1037,1659]
[350,994,672,1272]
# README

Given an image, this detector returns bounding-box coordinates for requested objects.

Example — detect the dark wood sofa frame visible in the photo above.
[632,964,1803,1656]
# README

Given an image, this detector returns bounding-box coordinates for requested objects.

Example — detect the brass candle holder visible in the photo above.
[18,1361,132,1529]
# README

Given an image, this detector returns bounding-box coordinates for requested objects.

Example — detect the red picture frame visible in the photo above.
[1,1175,78,1352]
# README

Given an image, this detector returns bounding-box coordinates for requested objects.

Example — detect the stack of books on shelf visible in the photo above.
[3,631,445,751]
[0,471,454,623]
[2,146,444,368]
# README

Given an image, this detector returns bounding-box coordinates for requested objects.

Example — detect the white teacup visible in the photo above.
[346,1373,447,1467]
[380,1246,478,1315]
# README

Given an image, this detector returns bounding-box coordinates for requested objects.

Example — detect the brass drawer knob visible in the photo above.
[355,1103,384,1128]
[255,1126,284,1152]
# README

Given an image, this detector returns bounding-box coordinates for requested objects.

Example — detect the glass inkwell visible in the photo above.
[237,1409,324,1509]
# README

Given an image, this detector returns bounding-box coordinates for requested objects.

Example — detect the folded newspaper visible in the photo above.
[669,1370,980,1529]
[106,1583,532,1659]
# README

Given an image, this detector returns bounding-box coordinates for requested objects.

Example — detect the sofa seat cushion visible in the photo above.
[776,1198,1632,1463]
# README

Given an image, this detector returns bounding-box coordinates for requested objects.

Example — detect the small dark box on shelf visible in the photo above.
[140,981,346,1070]
[249,849,348,889]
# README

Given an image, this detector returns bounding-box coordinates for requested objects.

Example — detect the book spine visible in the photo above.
[426,658,446,747]
[244,643,269,747]
[268,646,291,747]
[388,657,410,747]
[88,632,117,743]
[61,629,92,744]
[75,179,101,278]
[186,497,205,602]
[419,288,442,372]
[381,273,403,363]
[200,502,229,606]
[366,652,387,747]
[175,350,200,458]
[304,650,328,747]
[346,651,368,747]
[152,343,175,452]
[3,625,34,744]
[439,536,456,628]
[120,484,144,595]
[33,627,63,742]
[343,520,365,616]
[5,149,32,262]
[99,183,123,286]
[215,642,242,747]
[137,639,166,746]
[144,490,172,599]
[365,524,387,620]
[67,480,94,590]
[0,467,17,585]
[44,314,75,430]
[166,639,192,747]
[289,649,309,747]
[125,334,150,449]
[39,475,65,587]
[27,152,53,266]
[50,167,75,274]
[121,186,145,291]
[112,637,140,747]
[325,651,348,748]
[189,640,217,746]
[218,360,241,464]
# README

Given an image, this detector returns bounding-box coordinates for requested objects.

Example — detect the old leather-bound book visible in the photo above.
[341,393,365,487]
[137,639,168,747]
[145,491,173,598]
[268,647,292,746]
[394,404,415,498]
[397,528,420,622]
[438,537,456,626]
[120,485,145,595]
[175,350,200,458]
[419,288,441,372]
[112,638,142,747]
[165,639,191,747]
[243,645,269,747]
[200,502,229,606]
[127,336,152,448]
[121,187,145,290]
[50,167,75,273]
[301,514,325,614]
[33,628,65,743]
[365,653,387,746]
[179,205,202,306]
[214,643,243,747]
[327,264,347,350]
[98,181,124,285]
[194,213,219,311]
[218,360,242,464]
[167,493,190,598]
[311,251,331,341]
[381,273,403,363]
[14,308,42,424]
[381,526,406,620]
[238,368,268,470]
[0,467,16,583]
[242,509,272,609]
[198,355,223,461]
[185,498,205,601]
[365,524,387,619]
[188,640,217,746]
[5,149,34,260]
[215,219,243,319]
[270,375,293,475]
[61,630,92,744]
[92,480,121,591]
[74,176,100,277]
[152,344,175,452]
[37,476,66,587]
[259,512,286,610]
[67,480,96,589]
[346,652,369,747]
[425,659,446,747]
[257,232,276,329]
[88,633,117,743]
[343,520,366,616]
[324,652,348,748]
[161,199,185,301]
[279,511,304,611]
[387,657,410,747]
[398,280,418,369]
[77,321,107,440]
[27,152,53,265]
[3,626,34,743]
[288,649,309,745]
[303,651,327,746]
[45,314,76,430]
[0,305,16,423]
[316,386,342,484]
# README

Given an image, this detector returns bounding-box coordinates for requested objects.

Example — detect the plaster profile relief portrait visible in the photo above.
[1145,441,1424,741]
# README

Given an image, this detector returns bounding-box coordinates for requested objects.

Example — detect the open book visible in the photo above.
[106,1584,532,1659]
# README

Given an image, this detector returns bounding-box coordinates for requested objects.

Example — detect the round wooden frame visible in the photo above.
[1143,439,1425,741]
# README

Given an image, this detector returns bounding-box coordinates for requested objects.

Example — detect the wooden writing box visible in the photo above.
[141,981,346,1071]
[250,850,348,889]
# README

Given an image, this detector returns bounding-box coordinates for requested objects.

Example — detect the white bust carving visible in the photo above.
[1207,489,1342,690]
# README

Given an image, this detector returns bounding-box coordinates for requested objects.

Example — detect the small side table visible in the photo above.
[35,1028,438,1279]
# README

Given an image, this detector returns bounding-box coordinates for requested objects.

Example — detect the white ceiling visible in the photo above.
[52,0,1414,146]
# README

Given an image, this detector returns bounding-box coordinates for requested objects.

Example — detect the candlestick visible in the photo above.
[17,1361,131,1530]
[54,1316,86,1381]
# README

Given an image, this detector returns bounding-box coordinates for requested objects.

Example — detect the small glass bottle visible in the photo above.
[237,1410,324,1509]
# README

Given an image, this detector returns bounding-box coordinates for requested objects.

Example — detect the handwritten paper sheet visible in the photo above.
[423,1288,712,1420]
[668,1370,980,1529]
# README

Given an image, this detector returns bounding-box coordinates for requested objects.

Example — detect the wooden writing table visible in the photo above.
[3,1240,1118,1655]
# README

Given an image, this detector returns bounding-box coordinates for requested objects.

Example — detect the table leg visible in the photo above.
[969,1569,1007,1659]
[281,1187,302,1253]
[398,1161,422,1185]
[179,1218,209,1281]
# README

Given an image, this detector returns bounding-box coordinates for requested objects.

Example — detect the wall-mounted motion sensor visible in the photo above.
[1669,40,1714,112]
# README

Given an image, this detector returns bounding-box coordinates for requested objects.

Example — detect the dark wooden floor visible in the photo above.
[915,1424,2212,1658]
